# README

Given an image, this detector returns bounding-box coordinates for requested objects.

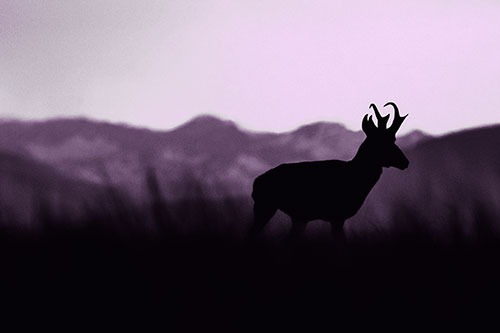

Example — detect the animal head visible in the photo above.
[361,102,409,170]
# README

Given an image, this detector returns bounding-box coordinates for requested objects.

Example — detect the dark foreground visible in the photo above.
[0,173,499,331]
[1,219,500,331]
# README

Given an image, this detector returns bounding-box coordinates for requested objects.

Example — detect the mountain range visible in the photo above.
[1,114,499,237]
[0,115,429,200]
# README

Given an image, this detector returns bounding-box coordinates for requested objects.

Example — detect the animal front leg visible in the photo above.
[289,218,307,241]
[330,220,346,243]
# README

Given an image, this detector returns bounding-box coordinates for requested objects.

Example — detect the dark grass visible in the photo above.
[1,177,500,330]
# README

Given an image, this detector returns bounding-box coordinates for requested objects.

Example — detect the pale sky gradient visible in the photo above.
[1,0,500,135]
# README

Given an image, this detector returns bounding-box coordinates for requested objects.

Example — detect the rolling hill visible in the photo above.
[0,114,499,239]
[0,150,106,226]
[0,115,430,199]
[350,125,500,239]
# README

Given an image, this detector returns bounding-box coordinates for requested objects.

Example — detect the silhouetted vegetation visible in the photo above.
[1,170,500,331]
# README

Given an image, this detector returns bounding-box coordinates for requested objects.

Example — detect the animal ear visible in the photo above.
[362,114,377,136]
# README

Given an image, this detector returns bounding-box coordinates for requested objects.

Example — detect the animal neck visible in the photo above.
[350,140,383,179]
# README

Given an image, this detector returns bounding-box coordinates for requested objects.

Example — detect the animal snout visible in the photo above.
[399,158,409,170]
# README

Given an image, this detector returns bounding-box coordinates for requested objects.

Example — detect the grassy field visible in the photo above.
[1,176,500,331]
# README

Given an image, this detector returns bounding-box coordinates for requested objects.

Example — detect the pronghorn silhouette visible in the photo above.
[249,102,409,240]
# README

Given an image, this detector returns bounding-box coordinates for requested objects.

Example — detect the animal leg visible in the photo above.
[289,218,307,241]
[330,220,346,244]
[247,201,277,239]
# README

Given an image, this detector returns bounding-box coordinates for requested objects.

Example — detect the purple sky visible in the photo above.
[1,1,500,135]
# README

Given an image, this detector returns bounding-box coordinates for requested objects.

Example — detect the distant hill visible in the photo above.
[1,114,500,237]
[0,115,430,198]
[0,150,106,226]
[350,125,500,238]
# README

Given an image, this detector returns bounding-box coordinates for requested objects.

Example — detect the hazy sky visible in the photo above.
[1,0,500,134]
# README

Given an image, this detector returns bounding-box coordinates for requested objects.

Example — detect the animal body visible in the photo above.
[249,102,409,240]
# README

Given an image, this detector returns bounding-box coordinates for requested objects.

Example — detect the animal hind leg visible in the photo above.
[247,201,277,239]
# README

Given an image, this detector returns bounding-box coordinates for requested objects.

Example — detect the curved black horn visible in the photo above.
[362,114,377,136]
[369,103,389,129]
[384,102,408,134]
